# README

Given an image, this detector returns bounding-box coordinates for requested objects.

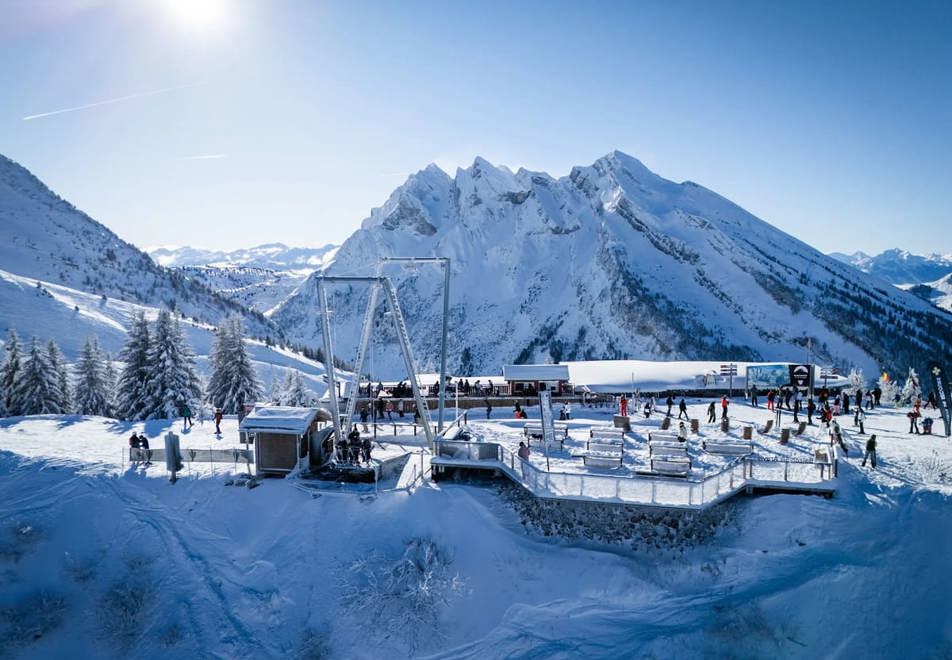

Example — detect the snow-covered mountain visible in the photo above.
[146,243,338,313]
[147,242,338,271]
[0,154,277,339]
[830,249,952,285]
[274,151,952,379]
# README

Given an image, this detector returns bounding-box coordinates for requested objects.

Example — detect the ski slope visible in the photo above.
[0,404,949,658]
[0,268,333,397]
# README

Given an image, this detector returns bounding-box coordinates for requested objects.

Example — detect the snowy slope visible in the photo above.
[169,266,312,314]
[0,154,277,338]
[0,404,949,658]
[274,152,952,379]
[0,268,330,397]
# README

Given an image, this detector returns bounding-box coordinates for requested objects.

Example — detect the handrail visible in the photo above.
[439,410,470,438]
[433,439,835,509]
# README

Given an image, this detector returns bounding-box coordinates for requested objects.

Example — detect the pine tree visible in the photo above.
[102,352,117,417]
[143,309,203,419]
[846,368,865,398]
[115,312,152,421]
[279,369,316,407]
[879,372,899,407]
[12,338,61,415]
[2,330,23,415]
[206,317,261,413]
[73,337,111,416]
[900,368,921,405]
[46,340,71,413]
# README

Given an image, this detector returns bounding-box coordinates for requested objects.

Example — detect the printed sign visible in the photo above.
[789,364,812,390]
[539,390,556,447]
[929,363,952,437]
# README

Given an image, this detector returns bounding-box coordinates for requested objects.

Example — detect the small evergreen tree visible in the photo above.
[846,368,865,398]
[12,338,61,415]
[2,330,23,415]
[143,310,203,419]
[102,352,117,416]
[46,340,71,413]
[879,372,899,407]
[900,368,921,405]
[279,369,316,407]
[73,337,111,416]
[115,312,152,421]
[206,317,261,414]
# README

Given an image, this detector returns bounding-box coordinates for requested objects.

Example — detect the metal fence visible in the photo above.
[433,440,836,509]
[128,447,254,472]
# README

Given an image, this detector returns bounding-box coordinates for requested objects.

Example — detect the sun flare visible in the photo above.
[159,0,232,32]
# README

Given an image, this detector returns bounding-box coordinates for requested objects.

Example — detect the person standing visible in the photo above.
[213,407,223,435]
[361,435,372,465]
[793,397,800,423]
[908,409,921,434]
[678,398,689,420]
[750,387,759,408]
[128,432,140,466]
[181,402,193,430]
[767,389,775,411]
[485,399,493,420]
[139,434,152,465]
[707,401,716,423]
[721,395,729,421]
[565,402,572,420]
[862,434,877,469]
[620,395,628,418]
[385,400,394,421]
[854,406,866,435]
[665,394,674,417]
[518,441,530,460]
[807,398,816,425]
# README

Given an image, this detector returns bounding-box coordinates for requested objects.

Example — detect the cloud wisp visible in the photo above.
[22,84,199,121]
[180,154,227,160]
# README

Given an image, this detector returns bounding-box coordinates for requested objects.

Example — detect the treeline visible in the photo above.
[0,311,321,420]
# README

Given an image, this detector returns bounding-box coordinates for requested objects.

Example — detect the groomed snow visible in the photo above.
[0,401,949,658]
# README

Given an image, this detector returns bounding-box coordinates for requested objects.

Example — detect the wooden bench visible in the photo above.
[590,427,626,441]
[583,450,623,469]
[587,438,624,454]
[636,456,691,478]
[648,432,681,444]
[648,440,688,458]
[702,440,753,455]
[523,422,569,439]
[759,419,774,435]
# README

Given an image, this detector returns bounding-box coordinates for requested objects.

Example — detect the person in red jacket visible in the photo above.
[620,395,628,417]
[721,395,729,421]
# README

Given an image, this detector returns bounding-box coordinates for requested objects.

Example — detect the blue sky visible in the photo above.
[1,0,949,254]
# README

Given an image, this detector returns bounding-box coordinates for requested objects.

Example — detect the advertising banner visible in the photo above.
[928,363,952,437]
[539,390,556,446]
[789,364,812,391]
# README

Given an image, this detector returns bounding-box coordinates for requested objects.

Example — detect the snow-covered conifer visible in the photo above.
[12,338,61,415]
[115,312,152,420]
[143,309,203,419]
[900,368,921,405]
[879,372,899,407]
[2,330,23,415]
[73,337,111,416]
[206,316,261,413]
[279,369,316,407]
[46,339,71,413]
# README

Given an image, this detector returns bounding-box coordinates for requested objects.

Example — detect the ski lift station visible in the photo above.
[215,259,851,509]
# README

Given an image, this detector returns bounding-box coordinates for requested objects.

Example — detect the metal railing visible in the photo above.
[127,447,254,473]
[432,440,836,510]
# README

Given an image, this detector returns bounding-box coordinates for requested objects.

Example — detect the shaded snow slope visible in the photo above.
[274,152,952,379]
[0,154,276,338]
[0,406,949,658]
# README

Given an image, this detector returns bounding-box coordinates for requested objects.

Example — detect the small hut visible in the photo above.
[239,405,331,476]
[502,364,571,396]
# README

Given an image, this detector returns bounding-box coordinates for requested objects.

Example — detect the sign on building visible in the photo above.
[789,364,813,391]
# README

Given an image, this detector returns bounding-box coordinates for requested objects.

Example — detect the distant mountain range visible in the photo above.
[829,249,952,311]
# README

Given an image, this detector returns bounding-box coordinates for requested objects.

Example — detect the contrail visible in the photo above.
[22,84,198,121]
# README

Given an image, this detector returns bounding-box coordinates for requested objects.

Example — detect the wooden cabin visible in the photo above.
[239,406,331,476]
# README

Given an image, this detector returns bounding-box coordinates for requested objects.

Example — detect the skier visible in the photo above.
[665,394,674,417]
[180,402,193,430]
[721,395,729,421]
[926,391,938,410]
[873,386,882,406]
[861,434,877,469]
[854,405,865,432]
[707,401,716,423]
[517,441,530,461]
[908,409,921,435]
[678,398,689,420]
[139,433,152,465]
[620,395,628,417]
[214,407,223,435]
[128,432,140,465]
[678,421,687,442]
[361,435,372,465]
[485,400,492,420]
[643,399,652,418]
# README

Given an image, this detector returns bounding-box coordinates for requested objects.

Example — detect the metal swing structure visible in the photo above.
[317,262,448,450]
